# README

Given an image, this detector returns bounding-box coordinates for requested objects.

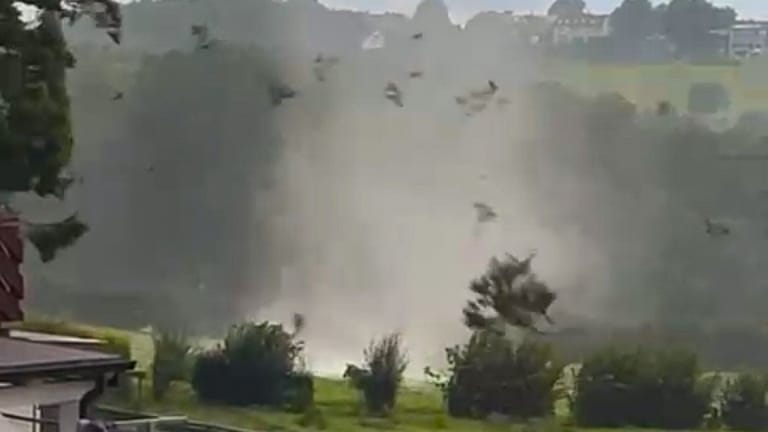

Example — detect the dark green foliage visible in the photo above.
[434,331,561,419]
[190,350,229,402]
[550,324,768,372]
[0,3,73,197]
[463,253,556,334]
[344,333,408,417]
[663,0,735,60]
[572,346,713,429]
[284,372,315,413]
[687,82,731,114]
[1,1,121,263]
[151,331,191,400]
[721,372,768,431]
[191,321,310,407]
[25,213,88,262]
[610,0,660,42]
[547,0,585,17]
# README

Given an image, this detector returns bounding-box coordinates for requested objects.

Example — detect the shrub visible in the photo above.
[344,333,408,416]
[687,82,730,114]
[191,350,230,402]
[191,321,310,407]
[151,331,192,400]
[721,372,768,431]
[432,331,561,419]
[572,346,712,429]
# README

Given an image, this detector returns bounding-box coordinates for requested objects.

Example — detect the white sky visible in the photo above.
[317,0,768,23]
[13,0,768,27]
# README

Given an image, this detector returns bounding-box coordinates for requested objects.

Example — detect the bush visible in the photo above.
[432,331,561,419]
[191,321,310,407]
[687,82,730,114]
[721,372,768,431]
[191,350,230,402]
[151,331,192,400]
[572,346,712,429]
[344,333,408,416]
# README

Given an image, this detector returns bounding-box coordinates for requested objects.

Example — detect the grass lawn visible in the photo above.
[115,377,583,432]
[544,60,768,113]
[23,316,719,432]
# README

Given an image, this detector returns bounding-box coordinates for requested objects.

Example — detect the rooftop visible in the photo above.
[0,337,133,381]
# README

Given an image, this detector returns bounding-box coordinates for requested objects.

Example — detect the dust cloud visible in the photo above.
[238,1,617,374]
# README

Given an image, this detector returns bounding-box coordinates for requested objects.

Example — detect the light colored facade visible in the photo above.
[0,334,134,432]
[713,23,768,59]
[552,14,611,45]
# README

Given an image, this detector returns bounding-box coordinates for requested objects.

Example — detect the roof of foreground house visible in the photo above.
[0,337,134,381]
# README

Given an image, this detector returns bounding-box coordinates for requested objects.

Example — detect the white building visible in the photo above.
[712,23,768,59]
[551,14,611,45]
[0,334,134,432]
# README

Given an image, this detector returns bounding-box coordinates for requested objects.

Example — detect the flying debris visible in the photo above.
[270,83,297,106]
[67,0,122,44]
[457,81,500,115]
[106,28,121,45]
[292,312,306,335]
[111,91,124,101]
[409,71,423,79]
[384,82,403,107]
[191,24,213,50]
[362,30,385,50]
[313,54,340,82]
[705,218,731,237]
[656,100,672,116]
[412,32,423,40]
[473,202,497,223]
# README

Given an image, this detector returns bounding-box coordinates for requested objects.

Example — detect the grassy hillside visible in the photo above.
[544,60,768,112]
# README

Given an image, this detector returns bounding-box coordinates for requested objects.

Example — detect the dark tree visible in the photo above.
[662,0,735,59]
[0,0,120,261]
[610,0,661,42]
[463,253,557,334]
[548,0,586,17]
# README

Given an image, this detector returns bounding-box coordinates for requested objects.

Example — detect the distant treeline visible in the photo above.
[549,322,768,370]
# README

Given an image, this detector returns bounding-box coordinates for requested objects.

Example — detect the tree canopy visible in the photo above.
[610,0,661,42]
[0,0,120,261]
[548,0,586,17]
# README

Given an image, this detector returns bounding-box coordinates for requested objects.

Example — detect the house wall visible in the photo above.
[729,27,768,58]
[0,381,93,432]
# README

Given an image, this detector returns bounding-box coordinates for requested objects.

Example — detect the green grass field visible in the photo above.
[21,316,728,432]
[543,60,768,113]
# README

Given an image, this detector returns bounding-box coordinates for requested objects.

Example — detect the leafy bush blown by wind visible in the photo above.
[191,321,312,407]
[151,331,192,400]
[572,346,714,429]
[463,253,556,334]
[430,331,562,419]
[344,333,408,416]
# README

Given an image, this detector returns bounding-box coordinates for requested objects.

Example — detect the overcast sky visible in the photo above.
[318,0,768,23]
